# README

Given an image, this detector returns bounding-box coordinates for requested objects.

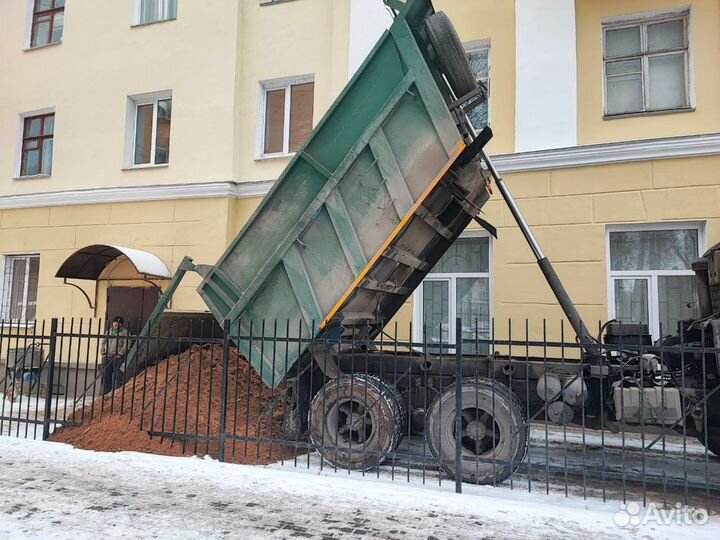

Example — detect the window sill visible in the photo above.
[13,174,51,181]
[603,106,695,121]
[0,321,36,329]
[131,17,177,28]
[122,164,169,171]
[23,41,62,52]
[260,0,300,6]
[255,152,296,162]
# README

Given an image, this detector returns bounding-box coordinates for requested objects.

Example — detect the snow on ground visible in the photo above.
[0,437,717,540]
[0,396,64,438]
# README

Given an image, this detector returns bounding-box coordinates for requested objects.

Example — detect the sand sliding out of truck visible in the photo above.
[124,0,720,484]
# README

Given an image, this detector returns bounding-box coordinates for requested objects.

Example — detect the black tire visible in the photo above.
[425,12,478,97]
[697,421,720,458]
[425,378,527,485]
[309,375,405,470]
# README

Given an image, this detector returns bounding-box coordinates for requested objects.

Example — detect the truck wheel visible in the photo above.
[309,375,405,470]
[425,378,527,485]
[425,12,478,98]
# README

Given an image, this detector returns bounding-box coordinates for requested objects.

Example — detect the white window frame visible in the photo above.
[606,222,705,340]
[14,106,56,180]
[132,0,178,26]
[412,231,493,351]
[602,9,692,118]
[1,254,40,323]
[123,90,172,169]
[256,74,314,160]
[463,39,491,126]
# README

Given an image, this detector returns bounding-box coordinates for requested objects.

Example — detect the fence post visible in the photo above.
[42,318,58,441]
[217,319,231,462]
[455,317,463,494]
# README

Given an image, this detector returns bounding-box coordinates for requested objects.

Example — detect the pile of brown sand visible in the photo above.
[51,344,302,465]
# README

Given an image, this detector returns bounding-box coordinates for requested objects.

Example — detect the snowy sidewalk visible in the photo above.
[0,437,716,540]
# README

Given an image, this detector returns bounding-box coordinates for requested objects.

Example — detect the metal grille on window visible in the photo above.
[1,256,40,322]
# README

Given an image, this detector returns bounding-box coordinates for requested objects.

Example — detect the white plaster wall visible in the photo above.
[515,0,578,152]
[348,0,393,79]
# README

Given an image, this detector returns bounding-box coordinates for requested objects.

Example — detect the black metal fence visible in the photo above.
[1,317,718,511]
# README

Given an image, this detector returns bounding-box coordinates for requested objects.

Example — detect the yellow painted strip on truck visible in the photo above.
[320,140,466,330]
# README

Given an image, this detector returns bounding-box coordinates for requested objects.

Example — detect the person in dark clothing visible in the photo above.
[102,316,129,394]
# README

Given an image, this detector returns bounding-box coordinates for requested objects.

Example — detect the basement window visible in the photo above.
[1,255,40,322]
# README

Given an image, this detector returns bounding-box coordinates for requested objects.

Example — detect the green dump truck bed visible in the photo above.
[197,0,492,388]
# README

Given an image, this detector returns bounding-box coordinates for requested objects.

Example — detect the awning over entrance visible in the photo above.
[56,245,172,280]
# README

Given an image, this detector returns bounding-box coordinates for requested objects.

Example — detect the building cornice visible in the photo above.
[0,180,276,210]
[1,133,718,210]
[492,132,720,173]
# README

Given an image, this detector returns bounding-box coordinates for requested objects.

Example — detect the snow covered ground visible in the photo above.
[0,437,717,540]
[0,395,65,439]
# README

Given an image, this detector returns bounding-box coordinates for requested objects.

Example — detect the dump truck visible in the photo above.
[127,0,720,484]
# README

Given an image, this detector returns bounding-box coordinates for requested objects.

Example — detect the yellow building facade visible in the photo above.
[1,0,719,352]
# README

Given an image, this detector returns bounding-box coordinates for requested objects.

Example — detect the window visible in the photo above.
[30,0,64,48]
[127,92,172,167]
[465,41,490,129]
[603,12,690,116]
[1,255,40,322]
[413,235,492,353]
[134,0,177,25]
[20,112,54,177]
[259,77,314,157]
[608,225,701,339]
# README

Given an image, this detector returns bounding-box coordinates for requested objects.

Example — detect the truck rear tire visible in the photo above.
[425,378,527,485]
[309,375,405,470]
[425,12,478,98]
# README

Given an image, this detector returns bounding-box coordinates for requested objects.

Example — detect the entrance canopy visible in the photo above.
[56,245,172,280]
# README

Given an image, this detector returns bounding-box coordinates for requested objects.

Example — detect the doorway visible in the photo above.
[106,286,161,334]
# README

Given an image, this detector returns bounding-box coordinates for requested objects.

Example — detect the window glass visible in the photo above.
[422,281,449,345]
[431,238,489,273]
[419,237,491,352]
[614,279,649,325]
[289,83,314,152]
[139,0,177,24]
[41,139,53,175]
[31,0,63,47]
[607,74,643,115]
[134,104,154,165]
[2,256,40,321]
[26,257,40,321]
[51,12,64,43]
[648,54,686,110]
[658,275,696,335]
[604,15,688,114]
[605,26,641,57]
[610,230,698,271]
[457,277,490,352]
[155,99,172,164]
[647,20,684,51]
[466,47,489,129]
[264,89,286,154]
